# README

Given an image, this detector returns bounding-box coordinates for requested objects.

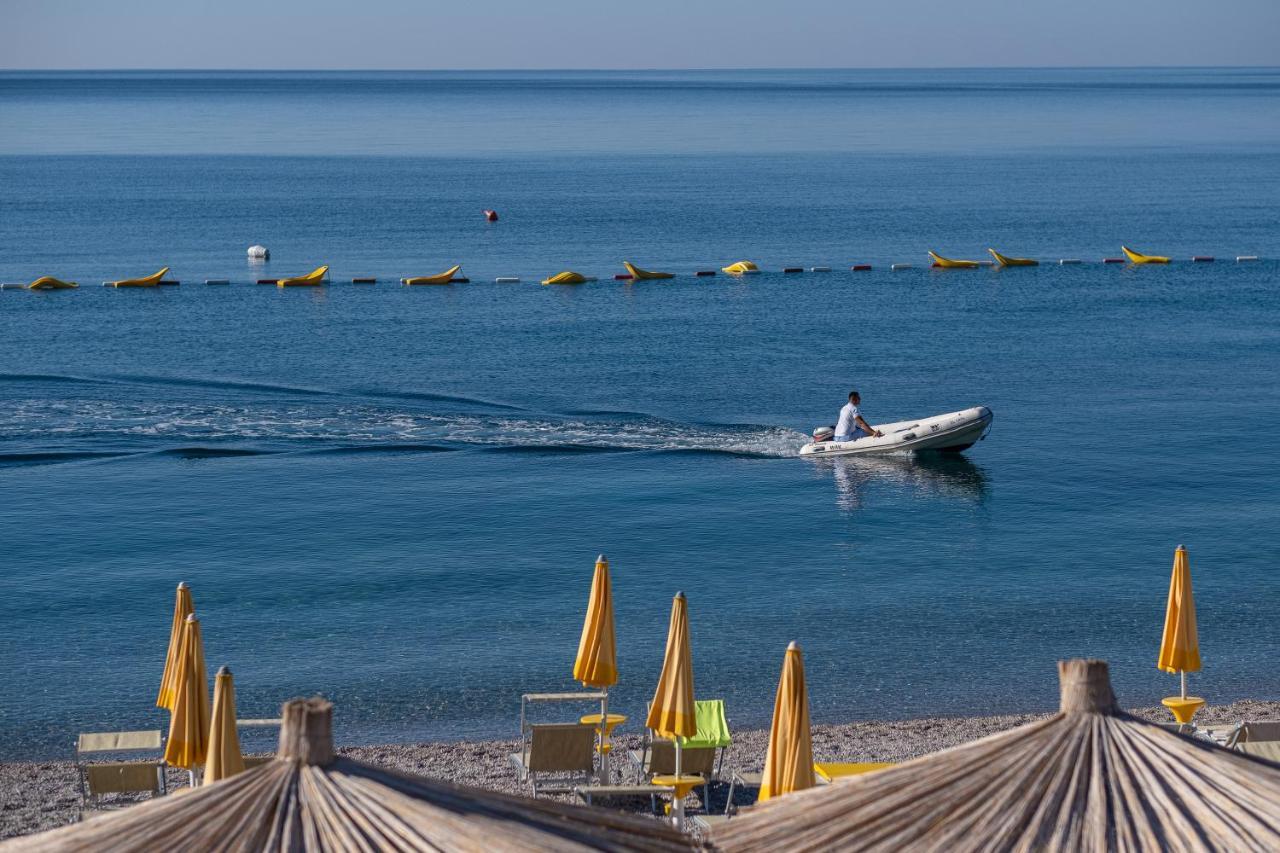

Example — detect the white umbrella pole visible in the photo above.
[600,691,610,785]
[674,739,684,831]
[1181,670,1187,700]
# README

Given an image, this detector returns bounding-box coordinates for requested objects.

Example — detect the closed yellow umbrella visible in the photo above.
[574,555,617,688]
[204,666,245,785]
[163,614,210,779]
[156,582,194,711]
[1157,545,1203,723]
[574,555,618,782]
[758,641,815,802]
[646,592,696,830]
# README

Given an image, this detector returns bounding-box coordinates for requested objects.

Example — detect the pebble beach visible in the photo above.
[4,699,1275,842]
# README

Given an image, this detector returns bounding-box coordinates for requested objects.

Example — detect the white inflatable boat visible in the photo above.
[800,406,993,457]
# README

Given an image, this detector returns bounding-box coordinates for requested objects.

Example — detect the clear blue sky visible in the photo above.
[3,0,1277,69]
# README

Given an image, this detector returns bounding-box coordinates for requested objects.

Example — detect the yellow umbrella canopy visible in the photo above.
[14,698,697,852]
[204,665,245,785]
[573,554,617,688]
[645,592,695,740]
[163,614,210,770]
[758,641,815,802]
[714,659,1280,852]
[156,582,194,711]
[1158,544,1201,685]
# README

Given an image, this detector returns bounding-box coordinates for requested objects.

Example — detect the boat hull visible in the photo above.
[800,406,993,457]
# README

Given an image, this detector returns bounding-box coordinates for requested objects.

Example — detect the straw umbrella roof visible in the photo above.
[714,659,1280,853]
[13,698,696,853]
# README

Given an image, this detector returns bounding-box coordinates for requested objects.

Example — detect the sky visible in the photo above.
[2,0,1277,70]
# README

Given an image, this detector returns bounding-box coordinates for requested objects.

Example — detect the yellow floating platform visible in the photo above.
[28,276,78,290]
[1122,246,1170,265]
[929,252,981,269]
[988,249,1039,267]
[722,261,759,275]
[402,265,461,285]
[542,271,589,285]
[277,265,330,287]
[109,267,169,288]
[622,261,674,280]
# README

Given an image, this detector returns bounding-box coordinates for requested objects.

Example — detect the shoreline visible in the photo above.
[4,697,1275,841]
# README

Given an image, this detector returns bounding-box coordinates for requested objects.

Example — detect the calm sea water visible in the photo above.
[2,69,1278,760]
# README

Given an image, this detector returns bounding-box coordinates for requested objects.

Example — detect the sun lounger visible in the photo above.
[630,698,731,806]
[724,770,762,815]
[813,761,895,784]
[573,783,675,812]
[1236,721,1280,761]
[509,723,597,794]
[76,730,166,819]
[691,814,731,832]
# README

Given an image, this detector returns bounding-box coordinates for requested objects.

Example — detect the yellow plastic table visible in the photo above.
[651,774,705,814]
[580,713,627,754]
[814,762,895,783]
[1161,696,1205,725]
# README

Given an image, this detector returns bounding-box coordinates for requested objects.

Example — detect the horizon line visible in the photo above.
[2,64,1279,73]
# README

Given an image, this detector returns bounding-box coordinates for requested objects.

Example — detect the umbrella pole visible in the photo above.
[1181,670,1187,700]
[600,691,610,785]
[673,739,684,831]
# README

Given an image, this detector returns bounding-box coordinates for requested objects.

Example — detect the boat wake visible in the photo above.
[0,395,807,467]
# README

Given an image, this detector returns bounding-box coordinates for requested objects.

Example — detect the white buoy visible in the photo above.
[891,263,913,271]
[1059,259,1082,265]
[1237,255,1258,262]
[494,277,520,283]
[247,245,270,260]
[809,266,831,272]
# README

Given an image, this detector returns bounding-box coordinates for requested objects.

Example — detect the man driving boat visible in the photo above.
[835,391,884,441]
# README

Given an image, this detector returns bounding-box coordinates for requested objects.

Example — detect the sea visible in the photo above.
[2,68,1278,760]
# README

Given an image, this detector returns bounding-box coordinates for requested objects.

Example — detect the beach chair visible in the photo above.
[629,699,731,807]
[1236,721,1280,762]
[75,730,166,819]
[509,723,597,794]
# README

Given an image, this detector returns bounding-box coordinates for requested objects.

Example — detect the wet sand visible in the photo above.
[3,699,1275,841]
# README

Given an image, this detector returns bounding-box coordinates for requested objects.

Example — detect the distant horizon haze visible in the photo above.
[3,0,1277,70]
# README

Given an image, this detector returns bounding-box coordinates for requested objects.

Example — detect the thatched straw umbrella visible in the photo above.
[713,659,1280,852]
[12,697,695,852]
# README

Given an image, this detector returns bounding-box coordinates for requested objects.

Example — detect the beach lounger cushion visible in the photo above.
[1241,722,1280,743]
[77,730,163,753]
[511,723,597,794]
[83,762,162,795]
[638,742,717,776]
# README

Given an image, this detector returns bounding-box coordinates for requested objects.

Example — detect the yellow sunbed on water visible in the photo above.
[27,276,78,290]
[277,266,329,287]
[722,261,759,275]
[402,265,461,285]
[928,252,981,269]
[542,271,589,285]
[1121,246,1170,265]
[988,249,1039,267]
[109,267,169,288]
[622,261,674,280]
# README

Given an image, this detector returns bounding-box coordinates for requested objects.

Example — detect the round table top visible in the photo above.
[580,713,628,726]
[651,774,704,789]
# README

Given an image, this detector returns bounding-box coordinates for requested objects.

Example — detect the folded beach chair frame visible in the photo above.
[75,729,167,819]
[511,692,607,794]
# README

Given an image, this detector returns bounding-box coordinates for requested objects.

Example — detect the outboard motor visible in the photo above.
[812,425,835,443]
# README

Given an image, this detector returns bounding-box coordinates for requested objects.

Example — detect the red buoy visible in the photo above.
[483,209,499,222]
